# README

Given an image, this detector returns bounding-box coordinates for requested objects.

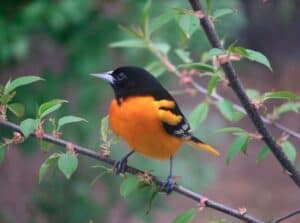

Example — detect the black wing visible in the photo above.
[152,89,193,140]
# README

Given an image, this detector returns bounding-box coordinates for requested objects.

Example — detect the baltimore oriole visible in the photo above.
[92,66,219,192]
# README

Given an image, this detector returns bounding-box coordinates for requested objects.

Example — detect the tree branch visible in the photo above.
[272,208,300,223]
[0,119,263,223]
[187,0,300,187]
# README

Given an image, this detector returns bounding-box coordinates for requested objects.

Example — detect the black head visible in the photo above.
[91,66,170,101]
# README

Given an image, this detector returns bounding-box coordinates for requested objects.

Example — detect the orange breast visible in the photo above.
[109,96,182,160]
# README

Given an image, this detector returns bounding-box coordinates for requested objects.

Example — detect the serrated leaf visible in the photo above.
[7,103,25,118]
[4,76,43,94]
[256,145,270,163]
[245,89,260,100]
[208,48,225,57]
[0,144,6,164]
[262,91,300,101]
[120,175,140,198]
[245,49,272,71]
[39,153,60,183]
[40,140,53,152]
[281,141,297,164]
[109,39,147,48]
[58,153,78,179]
[172,208,197,223]
[20,118,39,138]
[226,135,249,165]
[57,115,87,130]
[215,127,246,134]
[230,46,248,57]
[175,49,192,63]
[217,99,244,121]
[213,8,235,19]
[1,91,16,104]
[275,102,300,116]
[146,61,166,78]
[189,102,209,130]
[176,14,198,38]
[207,75,220,95]
[178,63,215,72]
[38,99,67,119]
[149,10,174,34]
[154,42,170,55]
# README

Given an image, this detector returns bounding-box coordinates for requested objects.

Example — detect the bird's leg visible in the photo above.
[161,156,175,194]
[114,150,135,174]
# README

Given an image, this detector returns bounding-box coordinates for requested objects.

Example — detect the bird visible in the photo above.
[91,66,219,193]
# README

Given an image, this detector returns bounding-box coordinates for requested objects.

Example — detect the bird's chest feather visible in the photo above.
[108,96,181,160]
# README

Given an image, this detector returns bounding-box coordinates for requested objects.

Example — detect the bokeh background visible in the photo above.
[1,0,300,222]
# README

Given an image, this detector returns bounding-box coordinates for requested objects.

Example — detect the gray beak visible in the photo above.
[90,71,114,84]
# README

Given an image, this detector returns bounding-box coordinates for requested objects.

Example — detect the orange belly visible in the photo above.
[109,96,182,160]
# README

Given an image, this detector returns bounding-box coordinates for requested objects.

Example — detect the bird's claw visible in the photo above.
[114,158,127,174]
[161,176,175,194]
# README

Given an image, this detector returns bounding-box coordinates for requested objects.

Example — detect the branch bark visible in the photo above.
[272,208,300,223]
[0,119,263,223]
[187,0,300,188]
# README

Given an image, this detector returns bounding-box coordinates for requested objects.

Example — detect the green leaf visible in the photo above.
[146,61,166,78]
[217,100,244,121]
[154,42,170,55]
[245,89,260,100]
[40,141,53,152]
[0,144,6,164]
[189,102,209,130]
[245,49,272,71]
[120,175,140,198]
[226,135,249,165]
[281,141,297,164]
[58,153,78,179]
[215,127,246,134]
[275,102,300,116]
[20,118,39,138]
[176,14,198,38]
[256,145,270,163]
[208,48,225,57]
[213,8,235,19]
[39,153,60,183]
[175,49,192,63]
[262,91,300,101]
[149,10,174,34]
[178,63,215,72]
[143,0,152,16]
[4,76,43,94]
[57,115,87,130]
[1,91,16,104]
[172,208,197,223]
[38,99,67,119]
[207,75,220,95]
[7,103,25,118]
[109,39,147,48]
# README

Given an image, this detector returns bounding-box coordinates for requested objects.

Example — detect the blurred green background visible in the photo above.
[1,0,300,222]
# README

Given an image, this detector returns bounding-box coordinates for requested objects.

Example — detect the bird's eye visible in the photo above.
[115,72,127,81]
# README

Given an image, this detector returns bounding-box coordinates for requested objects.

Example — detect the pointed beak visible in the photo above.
[90,71,114,84]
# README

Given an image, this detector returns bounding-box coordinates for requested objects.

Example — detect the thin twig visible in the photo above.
[272,208,300,223]
[187,0,300,187]
[0,119,263,223]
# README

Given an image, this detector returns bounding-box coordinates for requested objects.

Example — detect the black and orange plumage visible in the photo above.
[92,66,219,192]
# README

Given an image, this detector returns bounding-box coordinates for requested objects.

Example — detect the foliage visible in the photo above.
[0,0,299,223]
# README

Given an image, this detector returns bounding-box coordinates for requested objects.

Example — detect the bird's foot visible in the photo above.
[114,158,128,174]
[161,176,175,194]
